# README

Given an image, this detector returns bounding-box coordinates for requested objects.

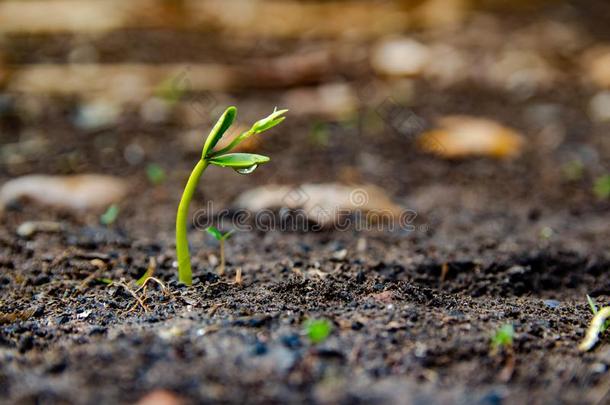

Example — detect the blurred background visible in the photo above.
[1,0,610,245]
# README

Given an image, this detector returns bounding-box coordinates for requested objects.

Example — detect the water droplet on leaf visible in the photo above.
[235,164,258,174]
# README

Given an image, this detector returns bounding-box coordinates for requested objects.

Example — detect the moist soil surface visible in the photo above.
[2,3,610,405]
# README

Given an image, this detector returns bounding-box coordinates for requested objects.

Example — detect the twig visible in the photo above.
[117,282,149,313]
[135,276,168,294]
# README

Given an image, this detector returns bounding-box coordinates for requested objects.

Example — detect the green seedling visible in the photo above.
[206,226,234,276]
[136,257,157,286]
[176,106,287,285]
[146,163,167,185]
[309,122,330,147]
[490,323,514,353]
[580,295,610,351]
[593,175,610,199]
[100,204,120,225]
[303,318,333,344]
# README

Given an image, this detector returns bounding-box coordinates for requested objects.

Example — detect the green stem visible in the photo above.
[176,159,209,285]
[209,129,254,158]
[219,239,225,276]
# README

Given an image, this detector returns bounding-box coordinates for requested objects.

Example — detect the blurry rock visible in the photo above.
[0,132,49,165]
[489,50,556,94]
[283,83,357,118]
[14,95,46,121]
[523,103,563,130]
[418,116,524,159]
[123,143,145,166]
[424,44,469,86]
[233,183,403,226]
[519,20,585,56]
[140,97,171,124]
[136,390,183,405]
[371,37,430,77]
[74,99,120,130]
[583,46,610,88]
[0,174,128,212]
[16,221,63,237]
[588,91,610,122]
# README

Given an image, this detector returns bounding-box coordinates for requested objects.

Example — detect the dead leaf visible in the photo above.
[0,174,128,212]
[371,37,431,77]
[418,115,525,159]
[282,83,358,118]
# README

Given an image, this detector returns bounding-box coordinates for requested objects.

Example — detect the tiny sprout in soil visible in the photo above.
[579,295,610,351]
[146,163,166,185]
[303,318,332,344]
[206,226,234,275]
[593,175,610,199]
[100,204,120,225]
[491,323,514,353]
[175,106,287,285]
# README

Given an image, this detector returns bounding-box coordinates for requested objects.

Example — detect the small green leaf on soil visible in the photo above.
[593,175,610,199]
[206,226,224,241]
[491,323,514,350]
[304,318,332,344]
[100,204,120,225]
[146,163,166,185]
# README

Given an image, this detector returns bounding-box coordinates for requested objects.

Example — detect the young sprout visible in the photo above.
[303,318,333,344]
[146,163,166,185]
[100,204,120,225]
[579,295,610,351]
[206,226,234,276]
[490,323,514,354]
[586,295,610,333]
[593,175,610,199]
[175,106,287,285]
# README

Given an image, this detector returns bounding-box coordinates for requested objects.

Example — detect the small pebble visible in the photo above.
[591,363,607,373]
[332,249,348,261]
[16,221,63,237]
[543,299,560,309]
[589,91,610,122]
[74,100,120,130]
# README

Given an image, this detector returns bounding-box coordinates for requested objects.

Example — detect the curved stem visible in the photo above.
[219,239,225,276]
[176,159,209,285]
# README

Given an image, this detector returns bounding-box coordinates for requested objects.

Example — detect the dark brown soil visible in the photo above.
[2,2,610,404]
